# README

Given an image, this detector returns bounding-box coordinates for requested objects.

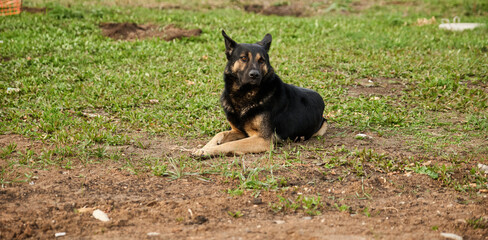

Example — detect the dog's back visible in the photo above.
[270,81,325,141]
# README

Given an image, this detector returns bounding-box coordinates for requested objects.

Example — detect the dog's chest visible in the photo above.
[221,90,260,117]
[242,114,263,136]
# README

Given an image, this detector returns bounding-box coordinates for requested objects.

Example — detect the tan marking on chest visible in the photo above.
[229,121,242,133]
[244,114,263,137]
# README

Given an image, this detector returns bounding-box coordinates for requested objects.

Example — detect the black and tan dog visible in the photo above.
[193,30,327,156]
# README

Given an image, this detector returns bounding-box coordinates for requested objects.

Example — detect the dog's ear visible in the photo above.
[222,30,237,58]
[257,33,272,52]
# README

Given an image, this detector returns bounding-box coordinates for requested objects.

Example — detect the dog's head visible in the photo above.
[222,30,274,87]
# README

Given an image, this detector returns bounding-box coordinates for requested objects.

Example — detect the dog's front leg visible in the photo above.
[193,130,246,156]
[194,135,271,156]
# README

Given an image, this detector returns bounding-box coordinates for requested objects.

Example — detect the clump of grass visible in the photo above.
[466,216,488,229]
[0,143,17,158]
[270,194,323,216]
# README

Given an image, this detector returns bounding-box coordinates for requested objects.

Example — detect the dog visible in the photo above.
[193,30,327,156]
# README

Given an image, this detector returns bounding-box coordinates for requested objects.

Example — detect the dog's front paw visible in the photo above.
[192,148,212,158]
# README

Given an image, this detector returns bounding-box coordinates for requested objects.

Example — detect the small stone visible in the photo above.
[303,216,312,220]
[192,215,208,225]
[147,232,160,236]
[440,232,463,240]
[477,164,488,174]
[92,209,110,222]
[355,134,372,139]
[251,198,263,205]
[77,207,94,213]
[454,219,467,225]
[82,112,100,118]
[422,160,432,166]
[55,232,66,237]
[274,220,285,224]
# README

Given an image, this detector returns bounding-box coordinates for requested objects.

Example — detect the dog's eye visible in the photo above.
[258,58,265,64]
[240,56,248,62]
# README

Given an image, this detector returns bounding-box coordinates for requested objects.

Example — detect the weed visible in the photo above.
[166,157,185,180]
[413,166,439,180]
[363,207,371,217]
[227,188,244,196]
[151,163,167,177]
[270,195,323,216]
[301,195,323,216]
[227,210,243,218]
[335,203,351,213]
[466,217,488,229]
[0,143,17,158]
[135,140,150,149]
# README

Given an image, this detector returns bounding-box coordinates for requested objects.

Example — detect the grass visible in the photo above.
[270,194,323,216]
[1,0,487,216]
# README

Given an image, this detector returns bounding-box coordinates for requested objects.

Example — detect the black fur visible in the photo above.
[220,30,325,141]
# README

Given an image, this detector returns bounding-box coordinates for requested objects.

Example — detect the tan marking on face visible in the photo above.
[255,53,268,75]
[231,60,245,73]
[262,63,268,75]
[244,114,263,137]
[231,52,252,73]
[255,53,261,61]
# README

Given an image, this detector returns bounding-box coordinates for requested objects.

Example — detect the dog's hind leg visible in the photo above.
[312,118,328,137]
[194,135,271,156]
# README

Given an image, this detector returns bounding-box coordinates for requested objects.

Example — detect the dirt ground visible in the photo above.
[1,123,487,239]
[21,6,47,14]
[243,4,305,17]
[99,23,202,41]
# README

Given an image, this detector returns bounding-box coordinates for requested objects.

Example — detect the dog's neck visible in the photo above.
[221,73,280,116]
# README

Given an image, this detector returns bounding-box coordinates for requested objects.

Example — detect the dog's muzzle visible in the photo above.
[249,70,260,79]
[245,69,262,85]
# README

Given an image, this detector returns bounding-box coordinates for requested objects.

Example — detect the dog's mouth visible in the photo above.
[240,77,261,86]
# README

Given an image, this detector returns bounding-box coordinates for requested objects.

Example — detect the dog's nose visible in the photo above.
[249,70,260,79]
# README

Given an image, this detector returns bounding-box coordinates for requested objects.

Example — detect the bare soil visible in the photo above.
[1,124,487,239]
[1,56,11,62]
[347,78,406,98]
[244,4,305,17]
[99,23,202,41]
[21,6,46,14]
